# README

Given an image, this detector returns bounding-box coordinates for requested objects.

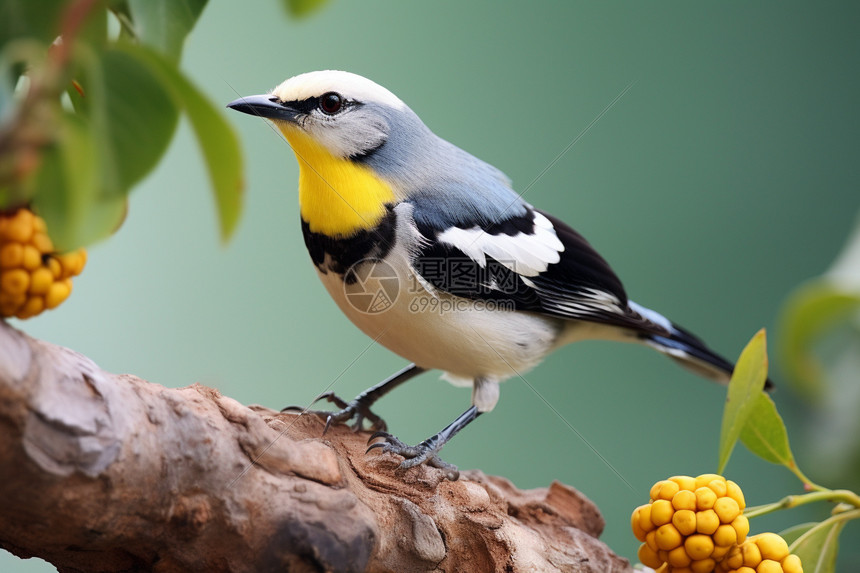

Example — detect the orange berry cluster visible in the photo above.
[633,474,750,572]
[0,208,86,319]
[633,475,804,573]
[716,533,803,573]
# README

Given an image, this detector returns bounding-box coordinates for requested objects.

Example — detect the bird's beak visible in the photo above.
[226,94,301,123]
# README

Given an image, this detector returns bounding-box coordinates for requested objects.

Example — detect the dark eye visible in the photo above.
[319,92,343,115]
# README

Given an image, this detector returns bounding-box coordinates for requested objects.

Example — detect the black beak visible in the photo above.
[226,94,301,122]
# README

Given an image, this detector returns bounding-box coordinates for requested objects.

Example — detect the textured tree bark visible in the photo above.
[0,321,633,572]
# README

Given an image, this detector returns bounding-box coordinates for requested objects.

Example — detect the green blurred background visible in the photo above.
[5,1,859,570]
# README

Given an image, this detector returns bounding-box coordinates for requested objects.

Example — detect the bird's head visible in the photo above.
[227,70,408,161]
[228,71,431,236]
[228,70,515,236]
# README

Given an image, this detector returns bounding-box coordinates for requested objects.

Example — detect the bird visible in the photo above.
[227,70,768,480]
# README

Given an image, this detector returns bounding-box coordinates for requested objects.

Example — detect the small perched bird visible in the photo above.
[228,71,763,480]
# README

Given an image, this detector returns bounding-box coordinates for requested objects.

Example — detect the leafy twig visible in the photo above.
[0,0,101,193]
[745,489,860,520]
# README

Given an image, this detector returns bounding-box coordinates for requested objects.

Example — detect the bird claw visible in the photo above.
[313,391,349,410]
[281,392,387,434]
[366,432,460,480]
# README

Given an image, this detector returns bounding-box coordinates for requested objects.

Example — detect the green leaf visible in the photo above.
[781,522,816,545]
[740,392,795,467]
[0,0,67,49]
[122,45,243,241]
[29,44,176,248]
[718,328,769,473]
[107,1,136,41]
[283,0,329,18]
[88,46,179,192]
[778,280,860,400]
[787,519,845,573]
[127,0,207,63]
[30,112,128,249]
[77,1,108,48]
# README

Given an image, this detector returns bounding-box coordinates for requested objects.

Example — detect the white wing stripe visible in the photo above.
[436,212,564,277]
[435,226,489,268]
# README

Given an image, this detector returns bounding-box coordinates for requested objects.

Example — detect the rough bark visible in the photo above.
[0,321,632,572]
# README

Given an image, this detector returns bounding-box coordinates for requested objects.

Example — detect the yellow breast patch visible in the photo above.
[279,127,395,237]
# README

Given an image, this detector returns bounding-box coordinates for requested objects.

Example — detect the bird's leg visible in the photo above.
[367,405,482,481]
[281,364,426,433]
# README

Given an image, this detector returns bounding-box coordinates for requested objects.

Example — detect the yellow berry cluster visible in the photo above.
[0,208,86,319]
[633,475,803,573]
[633,474,749,572]
[716,534,803,573]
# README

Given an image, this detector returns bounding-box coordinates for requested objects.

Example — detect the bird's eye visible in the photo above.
[319,92,343,115]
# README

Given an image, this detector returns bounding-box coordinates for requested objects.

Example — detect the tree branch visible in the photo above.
[0,321,632,572]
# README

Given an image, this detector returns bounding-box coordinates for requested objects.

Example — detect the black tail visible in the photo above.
[642,322,774,391]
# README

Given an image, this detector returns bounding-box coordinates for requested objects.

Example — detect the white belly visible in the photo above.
[316,259,563,385]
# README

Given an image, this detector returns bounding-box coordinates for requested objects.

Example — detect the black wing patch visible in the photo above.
[412,206,671,335]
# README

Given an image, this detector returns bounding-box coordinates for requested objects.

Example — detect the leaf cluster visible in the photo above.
[718,330,860,573]
[0,0,242,249]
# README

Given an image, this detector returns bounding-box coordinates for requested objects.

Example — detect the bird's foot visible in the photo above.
[366,431,461,481]
[281,391,387,434]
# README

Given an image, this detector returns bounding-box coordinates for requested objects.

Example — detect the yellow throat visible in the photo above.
[279,126,396,237]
